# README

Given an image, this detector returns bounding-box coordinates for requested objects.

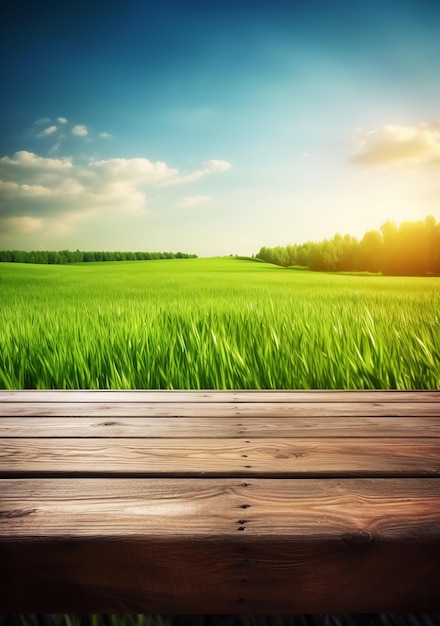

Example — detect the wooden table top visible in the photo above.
[1,390,440,613]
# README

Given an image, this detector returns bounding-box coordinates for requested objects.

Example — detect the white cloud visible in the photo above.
[57,178,85,195]
[165,169,205,186]
[162,160,231,186]
[0,109,234,245]
[0,150,224,227]
[178,195,213,207]
[19,184,54,197]
[352,122,440,166]
[0,181,19,191]
[0,179,54,198]
[90,157,178,184]
[0,155,148,221]
[0,150,73,173]
[37,125,57,138]
[72,124,88,137]
[204,159,232,173]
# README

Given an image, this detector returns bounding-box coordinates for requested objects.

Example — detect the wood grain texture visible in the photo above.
[2,415,440,438]
[2,437,440,477]
[1,390,440,403]
[2,478,440,612]
[5,536,440,613]
[2,401,440,417]
[2,477,440,537]
[2,389,440,612]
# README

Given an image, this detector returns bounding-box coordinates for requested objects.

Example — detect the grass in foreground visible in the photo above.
[0,257,439,389]
[2,615,440,626]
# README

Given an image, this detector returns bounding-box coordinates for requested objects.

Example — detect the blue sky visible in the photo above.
[1,0,440,255]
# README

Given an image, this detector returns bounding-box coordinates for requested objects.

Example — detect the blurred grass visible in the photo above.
[2,615,440,626]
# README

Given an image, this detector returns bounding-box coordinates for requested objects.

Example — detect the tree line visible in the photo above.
[256,216,440,276]
[0,250,198,264]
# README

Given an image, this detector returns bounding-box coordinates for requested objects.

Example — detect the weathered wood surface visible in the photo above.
[2,478,440,613]
[2,437,440,477]
[3,415,440,438]
[2,401,440,416]
[1,390,439,402]
[1,390,440,613]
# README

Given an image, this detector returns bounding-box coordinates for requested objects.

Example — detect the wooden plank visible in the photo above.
[2,415,440,438]
[2,390,439,613]
[1,478,440,612]
[1,401,439,417]
[2,476,440,537]
[1,390,439,403]
[2,437,440,477]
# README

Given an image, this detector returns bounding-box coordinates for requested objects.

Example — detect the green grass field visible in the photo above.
[0,257,439,389]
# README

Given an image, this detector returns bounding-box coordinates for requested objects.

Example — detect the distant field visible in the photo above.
[0,257,439,389]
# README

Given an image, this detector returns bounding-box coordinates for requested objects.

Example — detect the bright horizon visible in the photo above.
[1,0,440,257]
